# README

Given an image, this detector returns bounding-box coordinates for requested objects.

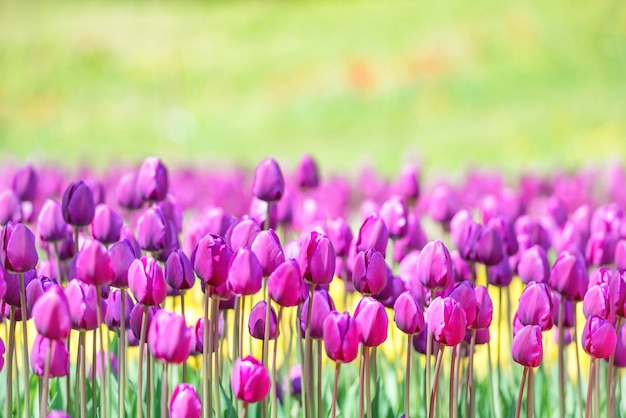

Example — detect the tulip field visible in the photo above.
[2,155,626,418]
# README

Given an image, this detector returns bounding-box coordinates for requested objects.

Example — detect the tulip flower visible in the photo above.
[1,222,38,273]
[109,239,138,289]
[76,238,115,287]
[393,213,428,263]
[12,164,38,202]
[165,249,195,291]
[191,233,233,288]
[117,170,143,210]
[416,240,453,291]
[25,275,59,312]
[295,154,320,189]
[0,189,22,226]
[394,163,420,202]
[379,195,409,239]
[487,215,519,256]
[516,282,553,332]
[170,383,202,418]
[248,301,278,340]
[251,229,285,277]
[148,310,193,364]
[300,289,335,340]
[582,315,617,359]
[33,286,71,340]
[61,181,95,227]
[37,200,67,243]
[268,259,304,307]
[227,217,261,251]
[374,272,405,308]
[232,355,271,405]
[583,283,614,322]
[227,247,263,296]
[136,205,171,252]
[517,245,550,284]
[428,184,459,228]
[511,324,543,418]
[426,296,467,347]
[129,257,166,306]
[104,289,134,330]
[299,231,336,285]
[352,248,387,296]
[356,214,389,256]
[326,218,353,257]
[252,156,285,204]
[475,226,504,266]
[448,281,478,325]
[616,240,626,270]
[90,204,123,244]
[30,335,69,378]
[137,156,169,202]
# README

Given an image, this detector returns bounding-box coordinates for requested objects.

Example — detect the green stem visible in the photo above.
[317,339,323,418]
[40,341,52,417]
[203,292,212,418]
[120,288,127,418]
[515,368,528,418]
[557,295,565,418]
[425,290,434,418]
[365,347,372,418]
[138,305,149,418]
[405,334,411,418]
[181,291,187,383]
[80,330,87,418]
[271,307,283,418]
[18,272,30,418]
[213,297,222,418]
[586,359,595,418]
[304,283,315,418]
[6,307,16,418]
[96,286,107,418]
[92,330,97,415]
[161,364,168,418]
[262,279,271,418]
[449,344,457,418]
[526,368,533,418]
[468,329,477,418]
[429,345,445,418]
[359,346,365,418]
[147,352,152,418]
[331,362,341,418]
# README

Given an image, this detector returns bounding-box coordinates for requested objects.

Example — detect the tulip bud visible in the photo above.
[300,289,335,339]
[298,231,336,285]
[104,289,134,330]
[426,296,467,346]
[356,214,389,256]
[616,240,626,270]
[248,301,278,340]
[165,249,195,291]
[428,184,459,228]
[12,164,38,202]
[511,325,543,368]
[30,335,69,377]
[323,311,359,363]
[47,411,70,418]
[232,355,271,403]
[354,296,388,347]
[25,276,59,312]
[191,234,233,288]
[613,324,626,368]
[137,157,169,202]
[136,205,170,252]
[412,326,440,356]
[394,163,420,202]
[90,204,123,245]
[448,281,478,325]
[352,248,387,296]
[475,226,504,266]
[76,238,115,287]
[0,189,23,225]
[148,310,193,364]
[471,285,493,329]
[451,251,474,283]
[326,218,353,257]
[452,215,482,262]
[65,279,103,331]
[251,229,285,277]
[379,196,409,240]
[128,257,166,306]
[130,304,158,340]
[37,200,68,243]
[117,171,143,210]
[170,383,202,418]
[295,154,320,189]
[393,291,425,335]
[516,282,553,332]
[109,239,138,289]
[416,240,453,291]
[487,215,519,256]
[1,222,38,273]
[33,286,71,340]
[227,247,263,296]
[549,250,589,302]
[582,315,617,359]
[268,259,304,307]
[253,157,285,203]
[226,217,260,252]
[517,245,550,284]
[62,181,95,227]
[2,268,35,308]
[486,256,513,287]
[586,230,617,267]
[583,283,614,322]
[374,272,405,308]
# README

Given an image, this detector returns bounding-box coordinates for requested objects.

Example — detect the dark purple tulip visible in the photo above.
[128,257,166,306]
[37,200,67,243]
[511,325,543,368]
[517,245,550,284]
[268,259,304,307]
[2,268,35,307]
[323,311,359,363]
[165,249,195,291]
[466,328,490,345]
[448,281,478,325]
[487,215,519,256]
[288,365,302,396]
[227,247,263,296]
[486,255,513,287]
[298,231,336,286]
[56,232,76,261]
[393,291,425,335]
[416,240,453,291]
[0,189,22,225]
[452,215,482,262]
[137,157,169,202]
[33,285,71,339]
[248,301,278,340]
[65,279,101,331]
[551,293,575,328]
[251,229,285,277]
[170,383,202,418]
[226,217,261,252]
[583,283,614,322]
[76,238,115,287]
[136,205,170,252]
[25,275,59,312]
[549,250,589,302]
[356,214,389,256]
[451,251,474,283]
[12,164,38,202]
[326,218,353,257]
[191,233,233,288]
[1,222,38,273]
[129,303,159,340]
[428,184,459,228]
[379,196,409,239]
[354,296,388,347]
[30,335,69,377]
[413,326,439,355]
[300,289,335,339]
[475,226,504,266]
[426,296,467,346]
[253,157,285,203]
[295,154,320,189]
[616,240,626,270]
[104,289,134,330]
[516,281,553,332]
[109,239,137,288]
[148,310,193,364]
[394,163,420,201]
[117,171,143,210]
[471,285,493,329]
[582,315,617,359]
[586,230,617,267]
[352,248,387,296]
[90,204,123,245]
[61,181,95,227]
[194,318,216,354]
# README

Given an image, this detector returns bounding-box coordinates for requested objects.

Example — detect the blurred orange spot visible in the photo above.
[407,47,451,78]
[347,60,376,90]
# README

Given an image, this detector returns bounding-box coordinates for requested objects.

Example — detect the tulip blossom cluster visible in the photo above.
[3,157,626,418]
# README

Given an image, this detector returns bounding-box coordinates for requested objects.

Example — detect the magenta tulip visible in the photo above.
[109,239,138,289]
[165,249,195,291]
[416,240,453,291]
[582,315,617,359]
[64,279,102,330]
[268,259,304,307]
[248,301,278,340]
[354,296,388,347]
[191,234,233,287]
[227,247,263,296]
[170,383,202,418]
[298,231,336,285]
[517,245,550,284]
[393,291,425,335]
[300,289,335,339]
[90,204,123,244]
[104,289,134,330]
[323,311,359,363]
[549,250,589,301]
[295,154,320,189]
[511,325,543,368]
[128,257,166,306]
[356,214,389,256]
[30,335,69,377]
[137,156,169,202]
[426,296,467,346]
[251,229,285,277]
[352,248,387,296]
[61,181,95,227]
[516,281,553,332]
[37,200,67,243]
[232,355,271,403]
[33,286,71,340]
[76,238,115,287]
[148,310,193,364]
[1,222,38,273]
[252,157,285,203]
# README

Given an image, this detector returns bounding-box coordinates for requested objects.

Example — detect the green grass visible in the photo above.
[0,0,625,175]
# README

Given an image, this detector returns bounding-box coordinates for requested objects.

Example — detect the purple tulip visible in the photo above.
[549,250,589,301]
[352,248,387,296]
[356,214,389,256]
[394,163,420,201]
[609,270,626,318]
[0,189,23,225]
[354,296,388,347]
[451,214,482,262]
[487,215,519,256]
[165,249,195,291]
[65,279,102,330]
[298,231,336,285]
[393,213,428,263]
[393,291,425,335]
[616,240,626,270]
[130,304,158,340]
[416,240,453,291]
[268,259,304,307]
[248,301,278,340]
[61,181,95,227]
[613,324,626,368]
[37,200,67,243]
[76,238,115,287]
[373,272,405,308]
[428,184,459,228]
[300,289,335,339]
[295,154,320,189]
[89,351,118,379]
[1,222,38,273]
[517,245,550,284]
[12,164,38,202]
[90,204,123,244]
[471,285,493,329]
[551,293,575,328]
[252,157,285,203]
[25,275,59,312]
[379,196,409,239]
[451,251,474,282]
[170,383,202,418]
[232,355,271,403]
[137,157,169,202]
[323,311,359,363]
[475,226,504,266]
[2,268,35,308]
[109,239,138,288]
[514,215,551,251]
[516,281,553,332]
[30,335,69,377]
[426,296,467,346]
[191,233,233,288]
[586,230,617,267]
[583,283,614,322]
[227,247,263,296]
[448,281,478,325]
[251,229,285,277]
[117,171,143,210]
[136,205,170,252]
[413,326,440,356]
[326,218,353,257]
[128,257,166,306]
[47,411,71,418]
[486,255,513,287]
[148,310,193,364]
[104,289,134,330]
[511,325,543,368]
[33,286,71,340]
[227,217,261,252]
[582,315,617,359]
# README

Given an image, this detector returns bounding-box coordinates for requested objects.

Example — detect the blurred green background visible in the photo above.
[0,0,625,176]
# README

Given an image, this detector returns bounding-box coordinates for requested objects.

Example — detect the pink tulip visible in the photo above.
[425,296,467,346]
[231,355,271,403]
[511,325,543,368]
[323,311,359,363]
